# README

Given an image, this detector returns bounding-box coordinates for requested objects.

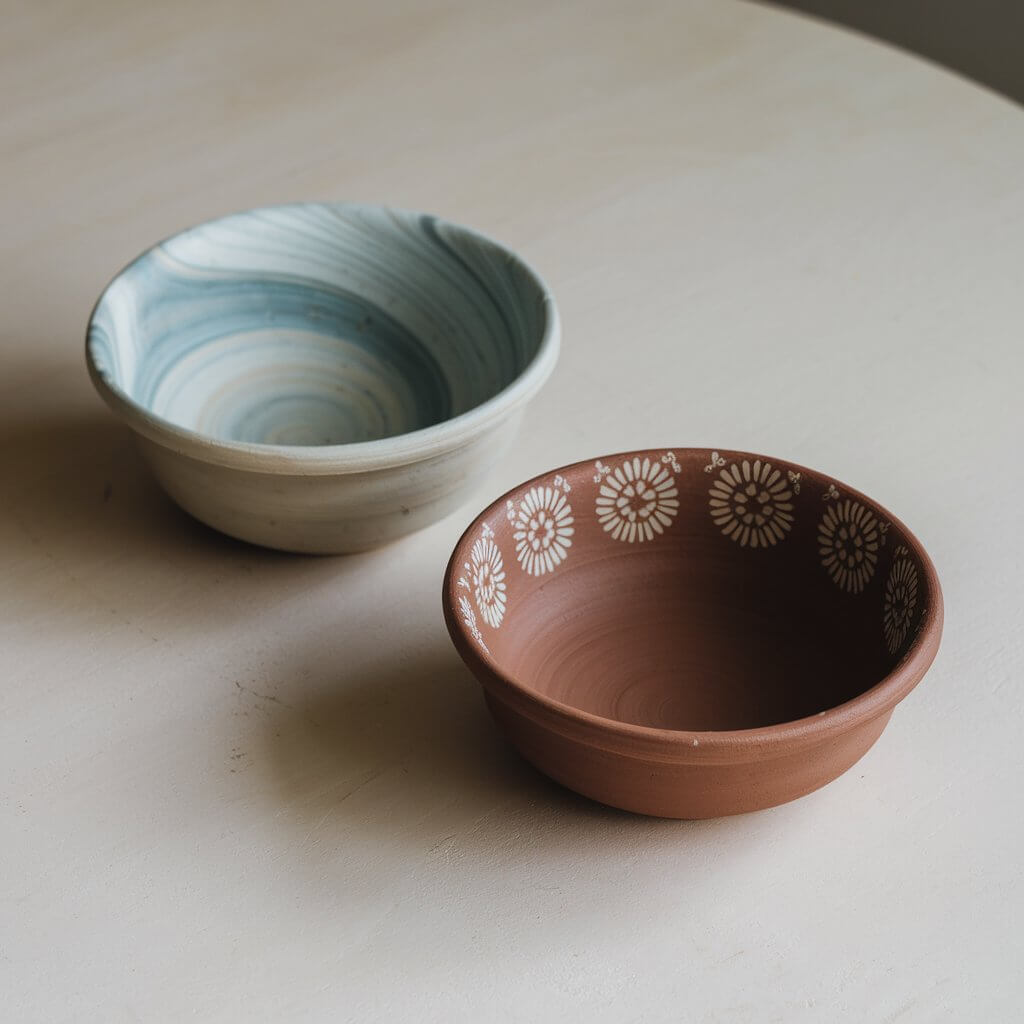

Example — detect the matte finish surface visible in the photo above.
[445,450,943,817]
[5,1,1021,1020]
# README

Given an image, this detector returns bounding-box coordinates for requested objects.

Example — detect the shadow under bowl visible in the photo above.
[86,202,559,553]
[443,448,943,818]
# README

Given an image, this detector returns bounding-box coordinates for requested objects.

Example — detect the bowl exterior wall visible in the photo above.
[138,412,520,553]
[484,692,893,818]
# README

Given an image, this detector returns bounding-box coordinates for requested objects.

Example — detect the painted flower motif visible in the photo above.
[469,531,506,629]
[883,547,919,655]
[457,594,489,653]
[509,483,574,576]
[704,451,726,473]
[708,459,794,547]
[595,456,679,543]
[818,499,881,593]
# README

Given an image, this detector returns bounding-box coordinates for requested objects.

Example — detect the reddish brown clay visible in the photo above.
[442,448,943,818]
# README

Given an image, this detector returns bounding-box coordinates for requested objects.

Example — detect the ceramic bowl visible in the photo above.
[443,448,943,818]
[86,202,559,553]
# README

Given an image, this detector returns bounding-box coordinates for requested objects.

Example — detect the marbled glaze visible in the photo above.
[90,203,550,447]
[86,203,559,551]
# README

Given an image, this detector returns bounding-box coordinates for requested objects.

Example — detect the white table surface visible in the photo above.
[3,1,1021,1019]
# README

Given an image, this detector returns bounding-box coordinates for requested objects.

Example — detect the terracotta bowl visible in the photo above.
[86,202,558,553]
[443,448,943,818]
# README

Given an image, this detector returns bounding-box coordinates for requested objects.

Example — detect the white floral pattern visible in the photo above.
[468,528,506,629]
[595,455,680,543]
[703,451,726,473]
[708,459,794,547]
[883,546,919,655]
[508,483,574,576]
[450,454,928,661]
[457,593,489,653]
[818,499,882,593]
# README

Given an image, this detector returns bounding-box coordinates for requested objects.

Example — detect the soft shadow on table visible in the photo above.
[252,644,776,870]
[2,412,221,548]
[0,412,352,629]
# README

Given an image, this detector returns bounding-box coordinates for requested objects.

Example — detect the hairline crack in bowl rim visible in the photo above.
[85,200,561,476]
[443,448,944,765]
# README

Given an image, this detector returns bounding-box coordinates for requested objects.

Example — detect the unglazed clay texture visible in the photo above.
[87,203,559,552]
[444,449,943,818]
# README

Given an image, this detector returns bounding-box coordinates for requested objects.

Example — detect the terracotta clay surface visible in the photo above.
[444,449,943,818]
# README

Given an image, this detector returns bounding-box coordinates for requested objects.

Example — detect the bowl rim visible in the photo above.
[85,200,561,475]
[443,447,944,763]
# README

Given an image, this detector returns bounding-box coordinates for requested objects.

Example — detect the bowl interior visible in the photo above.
[88,203,550,446]
[449,450,935,732]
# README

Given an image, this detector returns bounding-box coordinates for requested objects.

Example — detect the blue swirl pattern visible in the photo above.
[88,203,549,446]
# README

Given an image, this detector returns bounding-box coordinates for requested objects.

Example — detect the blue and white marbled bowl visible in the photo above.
[87,202,559,552]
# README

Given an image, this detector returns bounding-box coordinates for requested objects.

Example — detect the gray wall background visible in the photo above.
[762,0,1024,105]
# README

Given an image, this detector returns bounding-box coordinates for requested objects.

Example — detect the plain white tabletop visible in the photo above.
[3,1,1022,1019]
